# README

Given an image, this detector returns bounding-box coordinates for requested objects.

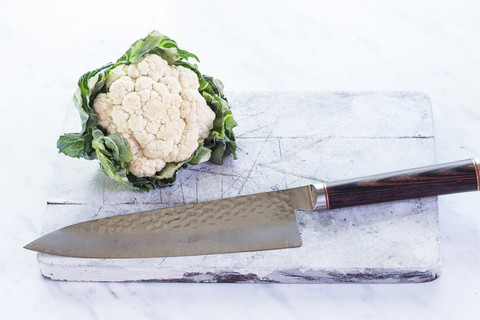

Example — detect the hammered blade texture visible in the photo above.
[27,186,316,258]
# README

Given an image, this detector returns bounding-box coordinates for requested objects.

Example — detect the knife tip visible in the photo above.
[23,241,39,252]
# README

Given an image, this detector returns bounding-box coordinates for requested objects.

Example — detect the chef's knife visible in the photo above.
[25,158,480,258]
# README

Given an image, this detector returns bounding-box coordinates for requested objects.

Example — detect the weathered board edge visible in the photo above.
[37,252,441,283]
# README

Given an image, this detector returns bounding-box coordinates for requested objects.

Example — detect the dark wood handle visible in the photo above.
[325,159,480,210]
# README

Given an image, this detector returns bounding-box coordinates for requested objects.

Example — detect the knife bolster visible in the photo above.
[312,182,329,210]
[323,158,479,210]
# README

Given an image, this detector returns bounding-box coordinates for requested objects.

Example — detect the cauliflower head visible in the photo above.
[57,31,237,191]
[93,54,215,177]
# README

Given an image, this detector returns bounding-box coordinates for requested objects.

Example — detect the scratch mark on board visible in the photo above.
[236,122,274,138]
[186,168,242,178]
[91,205,104,220]
[221,175,244,197]
[221,176,224,199]
[257,163,326,182]
[237,118,278,195]
[195,176,199,203]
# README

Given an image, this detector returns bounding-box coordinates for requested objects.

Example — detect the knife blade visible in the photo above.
[25,158,480,258]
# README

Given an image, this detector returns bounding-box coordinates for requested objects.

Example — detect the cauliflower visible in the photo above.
[58,31,237,191]
[93,54,216,177]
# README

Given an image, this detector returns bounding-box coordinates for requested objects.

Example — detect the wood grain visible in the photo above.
[326,159,478,210]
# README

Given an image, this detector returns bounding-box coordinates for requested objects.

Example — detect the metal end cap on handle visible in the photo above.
[473,158,480,191]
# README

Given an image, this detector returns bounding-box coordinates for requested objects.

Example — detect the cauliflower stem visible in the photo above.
[57,31,237,191]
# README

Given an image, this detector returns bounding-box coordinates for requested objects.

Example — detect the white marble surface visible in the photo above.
[1,0,479,319]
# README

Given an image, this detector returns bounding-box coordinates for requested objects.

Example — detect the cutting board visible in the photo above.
[38,91,439,283]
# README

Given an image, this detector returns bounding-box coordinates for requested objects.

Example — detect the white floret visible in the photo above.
[122,92,141,115]
[93,54,215,177]
[93,93,113,128]
[109,76,134,104]
[135,76,155,91]
[178,66,200,89]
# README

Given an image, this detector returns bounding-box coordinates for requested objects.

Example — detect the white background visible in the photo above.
[1,0,479,319]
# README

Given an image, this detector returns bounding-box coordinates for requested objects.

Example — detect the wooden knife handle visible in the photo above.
[322,158,480,210]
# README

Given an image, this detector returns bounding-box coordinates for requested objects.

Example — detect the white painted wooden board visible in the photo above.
[38,91,439,283]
